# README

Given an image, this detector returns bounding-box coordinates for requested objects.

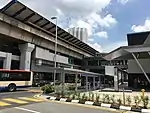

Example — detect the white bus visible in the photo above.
[0,69,33,92]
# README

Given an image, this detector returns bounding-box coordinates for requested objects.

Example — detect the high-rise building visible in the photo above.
[68,27,88,43]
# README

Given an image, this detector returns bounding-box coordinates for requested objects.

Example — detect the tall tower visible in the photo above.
[68,27,88,43]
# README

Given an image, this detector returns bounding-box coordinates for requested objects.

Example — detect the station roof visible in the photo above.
[103,44,150,61]
[0,0,99,55]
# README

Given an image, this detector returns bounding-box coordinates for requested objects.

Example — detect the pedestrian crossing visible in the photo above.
[0,97,43,108]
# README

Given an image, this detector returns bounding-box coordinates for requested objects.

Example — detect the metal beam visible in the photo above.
[131,53,150,83]
[33,17,43,24]
[58,31,65,35]
[12,7,26,17]
[47,25,55,31]
[40,21,50,28]
[23,12,35,22]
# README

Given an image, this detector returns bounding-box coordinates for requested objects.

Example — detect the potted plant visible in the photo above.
[126,95,132,106]
[105,94,110,104]
[117,98,122,106]
[111,95,115,104]
[91,93,95,102]
[79,93,86,104]
[93,94,101,106]
[102,94,106,103]
[134,96,141,108]
[141,95,149,109]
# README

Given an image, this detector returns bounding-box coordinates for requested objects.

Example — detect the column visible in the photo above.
[93,76,96,90]
[3,53,12,69]
[86,76,88,91]
[19,43,35,71]
[75,73,78,92]
[61,72,65,95]
[114,67,119,91]
[98,76,101,89]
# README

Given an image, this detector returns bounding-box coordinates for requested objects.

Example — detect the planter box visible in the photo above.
[55,97,61,101]
[110,104,120,109]
[79,100,86,104]
[66,98,72,102]
[93,102,101,106]
[131,106,142,112]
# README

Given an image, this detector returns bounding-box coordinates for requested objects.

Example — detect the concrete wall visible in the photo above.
[35,47,68,64]
[128,59,150,73]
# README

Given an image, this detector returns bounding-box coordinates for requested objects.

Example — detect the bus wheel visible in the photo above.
[8,84,16,92]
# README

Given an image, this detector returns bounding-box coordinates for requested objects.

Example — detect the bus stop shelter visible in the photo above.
[104,44,150,85]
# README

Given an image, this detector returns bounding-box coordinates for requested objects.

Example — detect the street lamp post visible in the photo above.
[51,16,58,89]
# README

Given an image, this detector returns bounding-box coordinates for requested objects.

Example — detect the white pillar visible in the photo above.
[19,43,35,71]
[3,53,12,69]
[93,77,96,90]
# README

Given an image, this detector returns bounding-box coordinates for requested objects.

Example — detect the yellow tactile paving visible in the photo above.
[0,101,11,107]
[3,98,28,104]
[19,97,43,102]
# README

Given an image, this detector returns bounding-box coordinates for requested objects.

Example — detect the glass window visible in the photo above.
[0,71,30,81]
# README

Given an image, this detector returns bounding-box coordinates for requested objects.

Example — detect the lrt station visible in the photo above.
[104,31,150,91]
[0,0,103,91]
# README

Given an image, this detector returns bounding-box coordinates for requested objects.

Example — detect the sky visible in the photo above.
[1,0,150,52]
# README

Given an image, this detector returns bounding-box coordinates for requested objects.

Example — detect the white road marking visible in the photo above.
[14,107,40,113]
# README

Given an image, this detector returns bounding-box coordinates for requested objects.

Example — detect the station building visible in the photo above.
[0,0,103,89]
[104,31,150,89]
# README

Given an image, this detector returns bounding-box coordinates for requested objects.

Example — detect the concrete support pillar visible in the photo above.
[19,43,35,71]
[114,67,119,91]
[3,53,12,69]
[61,72,65,95]
[93,77,96,90]
[98,76,101,88]
[86,76,88,91]
[75,73,78,92]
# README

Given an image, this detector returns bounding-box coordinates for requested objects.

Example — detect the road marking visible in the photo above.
[18,97,43,102]
[0,101,11,106]
[15,107,40,113]
[3,98,28,104]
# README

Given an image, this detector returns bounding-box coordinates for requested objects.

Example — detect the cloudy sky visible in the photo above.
[1,0,150,52]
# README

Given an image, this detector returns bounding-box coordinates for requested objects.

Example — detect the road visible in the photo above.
[0,88,132,113]
[0,101,118,113]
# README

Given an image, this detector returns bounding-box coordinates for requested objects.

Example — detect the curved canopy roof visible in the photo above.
[0,0,99,55]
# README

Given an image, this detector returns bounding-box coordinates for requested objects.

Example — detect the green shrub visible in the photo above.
[77,93,81,100]
[126,95,132,106]
[117,98,122,106]
[105,94,110,103]
[96,94,100,103]
[134,96,141,108]
[111,95,115,104]
[41,84,54,94]
[102,94,106,103]
[141,95,149,108]
[81,93,86,100]
[68,85,76,90]
[92,93,95,101]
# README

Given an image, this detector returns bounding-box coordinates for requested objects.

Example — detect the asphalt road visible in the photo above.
[0,87,41,99]
[0,101,119,113]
